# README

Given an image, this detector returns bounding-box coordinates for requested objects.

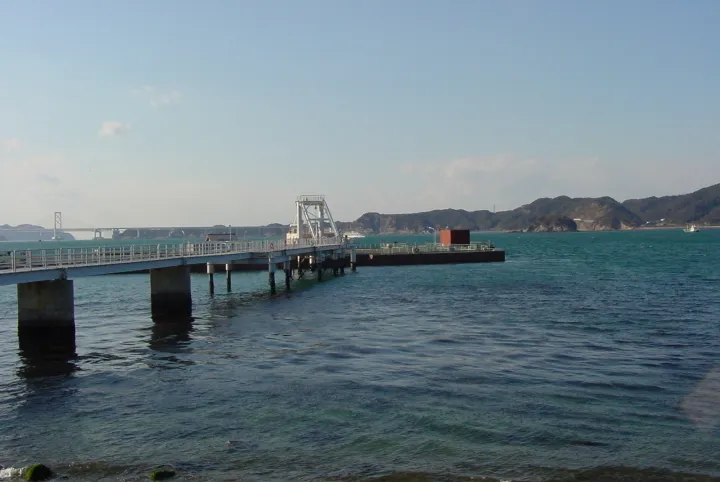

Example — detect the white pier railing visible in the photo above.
[0,238,344,273]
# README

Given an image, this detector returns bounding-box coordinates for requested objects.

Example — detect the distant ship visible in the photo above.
[342,231,365,240]
[285,223,337,243]
[683,223,700,233]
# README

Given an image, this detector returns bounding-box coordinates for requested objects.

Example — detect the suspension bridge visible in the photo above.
[9,211,245,241]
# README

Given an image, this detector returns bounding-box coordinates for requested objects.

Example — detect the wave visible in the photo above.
[0,467,23,479]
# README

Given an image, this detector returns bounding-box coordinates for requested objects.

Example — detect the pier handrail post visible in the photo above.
[11,250,15,272]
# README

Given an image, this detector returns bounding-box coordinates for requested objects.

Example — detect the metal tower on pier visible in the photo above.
[287,195,340,244]
[53,212,62,240]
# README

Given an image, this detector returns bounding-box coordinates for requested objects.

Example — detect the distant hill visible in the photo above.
[622,183,720,226]
[338,183,720,233]
[6,183,720,239]
[0,224,45,230]
[0,224,75,242]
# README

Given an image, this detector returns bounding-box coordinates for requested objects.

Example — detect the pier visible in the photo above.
[0,200,505,357]
[0,195,353,354]
[1,239,350,349]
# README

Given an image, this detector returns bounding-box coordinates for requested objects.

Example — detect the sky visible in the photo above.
[1,0,719,228]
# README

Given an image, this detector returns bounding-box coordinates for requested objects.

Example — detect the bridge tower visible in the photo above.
[287,195,340,244]
[53,212,62,240]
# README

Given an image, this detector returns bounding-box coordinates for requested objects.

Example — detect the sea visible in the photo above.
[1,230,720,481]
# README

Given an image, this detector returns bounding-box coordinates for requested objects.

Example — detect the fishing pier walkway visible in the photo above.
[0,238,352,354]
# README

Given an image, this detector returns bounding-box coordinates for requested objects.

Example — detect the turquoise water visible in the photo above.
[1,230,720,481]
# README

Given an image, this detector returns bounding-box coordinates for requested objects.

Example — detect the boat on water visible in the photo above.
[285,223,337,243]
[683,223,700,233]
[342,231,365,240]
[204,233,238,242]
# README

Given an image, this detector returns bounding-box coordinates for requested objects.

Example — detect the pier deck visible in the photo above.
[0,239,343,285]
[183,242,505,272]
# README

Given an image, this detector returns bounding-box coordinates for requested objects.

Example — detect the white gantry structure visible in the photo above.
[286,195,341,244]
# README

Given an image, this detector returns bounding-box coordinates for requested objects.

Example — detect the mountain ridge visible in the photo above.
[337,183,720,234]
[5,183,719,238]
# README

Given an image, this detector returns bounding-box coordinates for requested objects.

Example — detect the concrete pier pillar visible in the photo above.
[350,247,357,272]
[207,263,215,295]
[309,255,315,273]
[150,266,192,320]
[317,254,323,282]
[269,261,277,294]
[17,280,76,354]
[225,264,232,292]
[297,255,304,279]
[284,261,291,291]
[332,254,338,276]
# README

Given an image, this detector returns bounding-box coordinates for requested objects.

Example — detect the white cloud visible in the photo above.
[98,121,130,138]
[400,156,541,180]
[132,85,182,108]
[0,138,23,152]
[395,154,606,212]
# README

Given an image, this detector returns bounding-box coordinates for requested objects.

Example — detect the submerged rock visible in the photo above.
[150,469,176,480]
[23,464,53,481]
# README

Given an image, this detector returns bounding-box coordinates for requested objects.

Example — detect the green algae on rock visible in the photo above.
[150,469,176,480]
[23,464,53,481]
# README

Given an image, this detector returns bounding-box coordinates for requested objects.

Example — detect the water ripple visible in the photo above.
[1,231,720,480]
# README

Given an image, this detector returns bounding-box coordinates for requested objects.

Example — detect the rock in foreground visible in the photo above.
[23,464,53,481]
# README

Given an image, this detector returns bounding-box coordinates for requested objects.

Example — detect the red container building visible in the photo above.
[439,229,470,246]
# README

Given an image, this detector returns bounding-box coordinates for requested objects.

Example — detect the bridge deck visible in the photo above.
[0,240,345,286]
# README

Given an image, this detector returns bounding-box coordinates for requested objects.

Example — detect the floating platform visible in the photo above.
[357,246,505,267]
[182,243,504,273]
[354,244,504,267]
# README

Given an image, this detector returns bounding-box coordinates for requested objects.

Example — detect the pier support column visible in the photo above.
[350,247,357,272]
[317,254,323,282]
[207,263,215,295]
[332,253,338,276]
[225,264,232,292]
[284,261,291,291]
[150,266,192,321]
[17,280,76,354]
[296,255,303,279]
[269,261,277,294]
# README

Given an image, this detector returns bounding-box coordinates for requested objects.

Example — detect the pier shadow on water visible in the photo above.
[16,326,78,379]
[147,318,196,369]
[149,318,194,349]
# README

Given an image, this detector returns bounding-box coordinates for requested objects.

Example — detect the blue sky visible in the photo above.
[1,0,719,227]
